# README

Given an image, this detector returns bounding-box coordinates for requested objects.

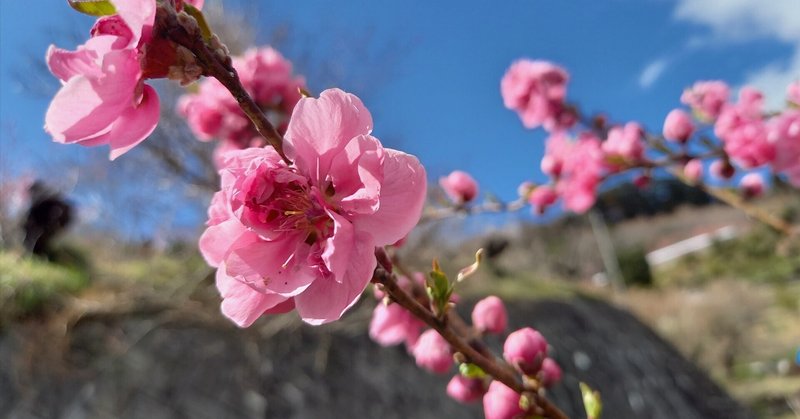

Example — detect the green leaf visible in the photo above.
[183,4,213,42]
[580,382,603,419]
[458,363,486,379]
[68,0,117,16]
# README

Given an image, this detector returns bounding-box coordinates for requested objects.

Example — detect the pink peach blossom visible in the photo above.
[683,159,703,184]
[739,173,765,198]
[557,133,606,213]
[768,110,800,186]
[540,358,562,387]
[663,109,695,143]
[503,327,548,375]
[447,375,485,403]
[369,302,425,349]
[178,46,306,166]
[680,80,730,121]
[483,381,524,419]
[715,87,774,168]
[412,329,452,374]
[603,122,644,164]
[199,89,427,326]
[528,185,557,214]
[439,170,479,203]
[471,296,508,334]
[45,0,161,160]
[501,59,572,131]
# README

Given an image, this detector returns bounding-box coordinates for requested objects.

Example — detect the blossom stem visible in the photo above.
[160,8,292,164]
[372,268,568,419]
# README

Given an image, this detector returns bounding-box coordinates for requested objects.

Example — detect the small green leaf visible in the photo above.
[68,0,117,16]
[183,3,213,42]
[580,382,603,419]
[458,363,486,379]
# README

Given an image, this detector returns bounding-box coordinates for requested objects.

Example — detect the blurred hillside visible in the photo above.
[1,192,799,418]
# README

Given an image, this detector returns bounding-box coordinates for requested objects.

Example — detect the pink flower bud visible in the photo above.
[663,109,695,143]
[472,296,508,335]
[440,170,479,203]
[503,327,548,374]
[739,173,765,198]
[540,358,563,387]
[446,375,485,403]
[680,80,730,121]
[483,381,524,419]
[369,302,424,349]
[683,159,703,184]
[710,160,735,180]
[412,329,452,374]
[528,185,558,214]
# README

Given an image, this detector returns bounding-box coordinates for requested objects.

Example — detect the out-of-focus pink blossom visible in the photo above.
[663,109,695,143]
[439,170,479,203]
[680,80,730,121]
[198,89,427,327]
[501,59,573,131]
[788,81,800,106]
[557,133,605,213]
[739,173,765,198]
[683,159,703,184]
[483,381,524,419]
[446,375,485,404]
[45,0,163,160]
[412,329,452,374]
[471,296,508,335]
[517,181,534,199]
[503,327,548,375]
[768,110,800,186]
[369,302,425,349]
[710,160,735,180]
[603,122,644,164]
[714,87,774,169]
[179,46,306,166]
[541,133,571,177]
[528,185,558,214]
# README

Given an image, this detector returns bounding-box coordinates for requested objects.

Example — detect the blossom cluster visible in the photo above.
[198,89,426,326]
[502,58,800,215]
[178,46,306,167]
[369,290,562,419]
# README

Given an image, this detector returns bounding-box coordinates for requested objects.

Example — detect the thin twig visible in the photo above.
[373,268,568,419]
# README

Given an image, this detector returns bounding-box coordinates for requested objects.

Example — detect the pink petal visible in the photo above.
[321,210,355,284]
[216,264,289,327]
[225,236,315,297]
[45,49,140,144]
[295,231,376,325]
[352,149,427,246]
[112,0,156,45]
[328,134,385,214]
[107,84,161,159]
[198,218,250,267]
[285,88,373,179]
[46,45,97,82]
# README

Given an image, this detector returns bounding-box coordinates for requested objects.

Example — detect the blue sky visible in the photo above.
[1,0,798,237]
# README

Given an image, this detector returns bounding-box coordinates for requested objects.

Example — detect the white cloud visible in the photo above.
[674,0,800,42]
[674,0,800,108]
[638,58,669,89]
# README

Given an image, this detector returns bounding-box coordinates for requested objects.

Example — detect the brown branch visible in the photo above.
[373,268,568,419]
[160,8,291,164]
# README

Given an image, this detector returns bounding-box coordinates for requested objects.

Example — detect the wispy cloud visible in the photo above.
[673,0,800,108]
[638,58,669,89]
